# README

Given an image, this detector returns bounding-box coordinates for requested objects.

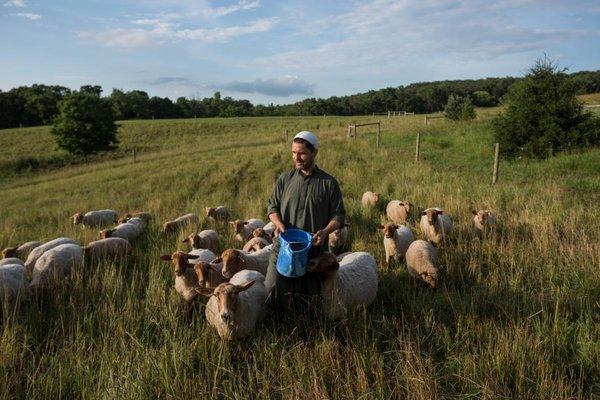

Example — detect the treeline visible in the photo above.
[1,70,599,129]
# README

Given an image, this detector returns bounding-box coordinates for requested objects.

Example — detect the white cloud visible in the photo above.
[77,28,159,48]
[12,12,41,20]
[218,76,315,97]
[4,0,25,7]
[174,17,278,42]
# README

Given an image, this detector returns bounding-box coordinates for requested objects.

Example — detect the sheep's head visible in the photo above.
[330,224,348,239]
[472,210,491,225]
[399,201,413,214]
[379,223,399,239]
[118,214,132,224]
[215,249,245,279]
[421,209,443,225]
[205,207,216,218]
[250,228,270,241]
[307,252,339,278]
[228,220,245,234]
[159,251,199,276]
[194,261,222,287]
[99,228,116,239]
[418,269,439,289]
[182,233,202,249]
[373,193,380,203]
[195,280,256,326]
[1,247,18,259]
[162,222,175,234]
[72,213,84,225]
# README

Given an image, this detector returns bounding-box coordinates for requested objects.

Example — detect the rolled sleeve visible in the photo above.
[328,179,345,226]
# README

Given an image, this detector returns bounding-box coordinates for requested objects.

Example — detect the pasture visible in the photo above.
[1,111,599,399]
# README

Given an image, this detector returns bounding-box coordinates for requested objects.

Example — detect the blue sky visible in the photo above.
[1,0,599,105]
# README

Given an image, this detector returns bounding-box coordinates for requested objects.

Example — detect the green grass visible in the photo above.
[0,113,599,399]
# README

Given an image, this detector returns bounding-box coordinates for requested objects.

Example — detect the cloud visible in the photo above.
[12,12,41,20]
[4,0,25,7]
[217,76,315,97]
[78,17,278,47]
[149,76,196,85]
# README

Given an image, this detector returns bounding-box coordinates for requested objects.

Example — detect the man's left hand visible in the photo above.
[312,230,326,247]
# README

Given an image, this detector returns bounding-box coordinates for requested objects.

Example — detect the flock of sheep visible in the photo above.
[0,194,496,341]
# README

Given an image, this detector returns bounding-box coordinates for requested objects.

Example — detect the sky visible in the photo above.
[1,0,599,105]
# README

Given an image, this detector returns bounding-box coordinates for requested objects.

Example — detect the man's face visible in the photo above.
[292,141,317,171]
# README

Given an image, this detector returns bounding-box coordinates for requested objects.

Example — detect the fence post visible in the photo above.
[132,147,137,163]
[284,129,288,142]
[492,143,500,184]
[388,111,390,119]
[376,121,381,147]
[424,115,428,126]
[347,125,352,139]
[415,132,421,162]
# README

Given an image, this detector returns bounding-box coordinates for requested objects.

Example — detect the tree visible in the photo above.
[493,57,596,158]
[444,94,476,121]
[80,85,103,96]
[471,91,495,107]
[51,92,119,161]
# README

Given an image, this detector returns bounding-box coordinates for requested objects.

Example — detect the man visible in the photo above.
[265,130,346,312]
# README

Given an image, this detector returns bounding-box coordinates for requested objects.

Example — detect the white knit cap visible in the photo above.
[293,130,319,149]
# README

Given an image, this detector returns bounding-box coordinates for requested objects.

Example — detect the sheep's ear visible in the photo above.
[210,257,223,264]
[159,255,172,261]
[471,210,477,215]
[235,280,255,293]
[407,202,413,207]
[392,224,399,229]
[194,287,215,297]
[185,254,199,259]
[421,211,426,216]
[182,238,190,243]
[438,210,444,214]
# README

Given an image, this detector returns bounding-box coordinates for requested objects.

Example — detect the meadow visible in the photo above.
[0,108,599,399]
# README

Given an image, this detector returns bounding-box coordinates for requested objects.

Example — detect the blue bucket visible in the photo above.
[276,229,313,277]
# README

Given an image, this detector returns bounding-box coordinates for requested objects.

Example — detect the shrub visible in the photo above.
[444,94,476,121]
[471,91,496,107]
[493,57,596,158]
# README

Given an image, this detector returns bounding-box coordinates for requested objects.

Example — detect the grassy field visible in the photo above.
[0,108,599,399]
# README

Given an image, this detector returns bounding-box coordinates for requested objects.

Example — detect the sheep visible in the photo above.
[159,249,217,301]
[419,208,453,245]
[472,209,497,238]
[194,261,228,289]
[195,269,267,340]
[2,241,41,260]
[262,221,278,238]
[379,223,415,266]
[242,236,270,253]
[229,219,266,243]
[405,240,439,288]
[328,224,349,255]
[307,252,378,319]
[247,228,273,244]
[24,237,77,274]
[212,245,272,279]
[182,230,220,253]
[99,221,142,243]
[361,191,380,207]
[72,209,118,228]
[163,213,199,234]
[30,244,83,289]
[0,258,24,267]
[205,206,230,222]
[386,200,413,224]
[83,238,132,261]
[0,263,28,311]
[118,212,152,226]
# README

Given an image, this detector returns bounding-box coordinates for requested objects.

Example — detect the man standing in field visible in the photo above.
[265,130,346,312]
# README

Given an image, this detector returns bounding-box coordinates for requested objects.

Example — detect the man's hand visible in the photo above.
[312,230,327,247]
[275,223,286,235]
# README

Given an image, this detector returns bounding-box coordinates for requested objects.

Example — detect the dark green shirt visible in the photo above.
[267,166,345,235]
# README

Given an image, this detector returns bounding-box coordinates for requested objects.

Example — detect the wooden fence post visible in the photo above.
[492,143,500,184]
[415,132,421,162]
[132,147,137,163]
[424,116,428,126]
[284,129,288,142]
[376,121,381,147]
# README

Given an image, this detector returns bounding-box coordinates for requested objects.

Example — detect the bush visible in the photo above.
[471,91,496,107]
[444,94,476,121]
[51,92,119,161]
[493,57,596,158]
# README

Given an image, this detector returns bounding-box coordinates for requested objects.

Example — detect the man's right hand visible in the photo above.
[275,223,286,235]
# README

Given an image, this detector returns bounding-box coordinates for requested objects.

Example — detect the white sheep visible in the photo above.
[118,212,152,226]
[213,245,272,279]
[83,237,132,260]
[262,221,277,238]
[72,209,118,228]
[328,224,349,255]
[405,240,439,288]
[361,191,380,207]
[419,208,453,245]
[386,200,413,224]
[194,260,228,289]
[229,218,266,243]
[248,228,273,244]
[308,252,378,319]
[0,263,28,311]
[24,237,77,274]
[99,221,142,243]
[0,258,24,267]
[2,241,41,260]
[205,206,230,222]
[242,236,270,253]
[472,209,497,238]
[30,243,83,288]
[159,249,217,302]
[182,230,220,253]
[163,213,199,234]
[379,223,415,266]
[196,269,267,340]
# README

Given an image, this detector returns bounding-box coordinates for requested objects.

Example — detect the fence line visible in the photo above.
[347,121,381,147]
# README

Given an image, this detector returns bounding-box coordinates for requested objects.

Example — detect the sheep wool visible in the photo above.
[386,200,413,224]
[405,240,439,288]
[0,263,28,308]
[24,237,77,274]
[73,209,118,228]
[30,243,83,288]
[419,208,453,245]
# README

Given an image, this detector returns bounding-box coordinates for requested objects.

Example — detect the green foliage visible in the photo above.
[51,92,119,159]
[493,58,596,158]
[444,94,476,121]
[472,90,495,107]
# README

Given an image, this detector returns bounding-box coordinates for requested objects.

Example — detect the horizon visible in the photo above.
[1,0,599,105]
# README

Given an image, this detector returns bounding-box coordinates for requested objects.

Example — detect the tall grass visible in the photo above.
[0,113,598,399]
